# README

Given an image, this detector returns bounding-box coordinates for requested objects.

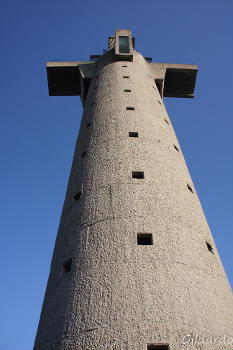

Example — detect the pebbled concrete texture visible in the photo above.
[34,50,233,350]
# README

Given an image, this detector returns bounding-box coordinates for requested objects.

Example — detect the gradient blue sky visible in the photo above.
[1,0,232,349]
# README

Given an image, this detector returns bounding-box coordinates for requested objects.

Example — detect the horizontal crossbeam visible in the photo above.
[46,61,95,96]
[46,61,197,99]
[149,63,198,98]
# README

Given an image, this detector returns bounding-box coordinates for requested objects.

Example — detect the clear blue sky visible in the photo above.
[1,0,232,349]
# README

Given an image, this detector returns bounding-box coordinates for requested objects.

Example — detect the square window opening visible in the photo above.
[81,151,87,158]
[73,191,82,201]
[187,184,194,193]
[206,242,214,254]
[132,171,144,179]
[129,132,139,138]
[137,233,153,245]
[147,345,170,350]
[63,259,72,273]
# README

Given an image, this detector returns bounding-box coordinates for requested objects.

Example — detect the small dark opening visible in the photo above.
[157,100,162,105]
[145,57,152,63]
[63,259,72,273]
[90,55,100,61]
[86,122,92,128]
[132,171,144,179]
[73,191,82,201]
[129,132,139,137]
[126,106,135,110]
[90,102,95,107]
[124,89,131,92]
[137,233,153,245]
[174,145,179,152]
[155,79,163,98]
[187,184,194,193]
[81,151,86,158]
[122,65,127,67]
[123,76,129,78]
[147,345,170,350]
[164,119,170,125]
[206,242,214,254]
[82,79,91,106]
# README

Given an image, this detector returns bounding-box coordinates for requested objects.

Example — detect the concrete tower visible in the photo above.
[34,30,233,350]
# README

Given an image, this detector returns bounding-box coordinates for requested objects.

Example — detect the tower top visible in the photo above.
[108,29,134,60]
[46,29,198,100]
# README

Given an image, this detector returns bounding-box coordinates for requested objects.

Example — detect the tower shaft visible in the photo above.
[34,33,233,350]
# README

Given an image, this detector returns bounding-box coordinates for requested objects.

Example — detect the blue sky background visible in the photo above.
[0,0,232,349]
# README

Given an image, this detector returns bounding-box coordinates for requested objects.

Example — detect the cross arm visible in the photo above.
[148,63,198,98]
[46,61,96,96]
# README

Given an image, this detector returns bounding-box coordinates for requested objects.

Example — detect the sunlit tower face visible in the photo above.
[33,29,233,350]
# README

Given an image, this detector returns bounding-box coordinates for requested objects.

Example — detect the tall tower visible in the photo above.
[34,30,233,350]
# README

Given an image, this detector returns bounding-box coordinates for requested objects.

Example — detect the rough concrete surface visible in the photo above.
[34,47,233,350]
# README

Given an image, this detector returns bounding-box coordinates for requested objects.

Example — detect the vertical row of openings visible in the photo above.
[84,70,199,261]
[126,106,135,110]
[187,184,194,193]
[137,233,153,245]
[63,259,72,273]
[206,242,214,254]
[132,171,144,179]
[81,150,86,158]
[123,76,129,78]
[129,132,139,138]
[147,345,170,350]
[73,191,82,201]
